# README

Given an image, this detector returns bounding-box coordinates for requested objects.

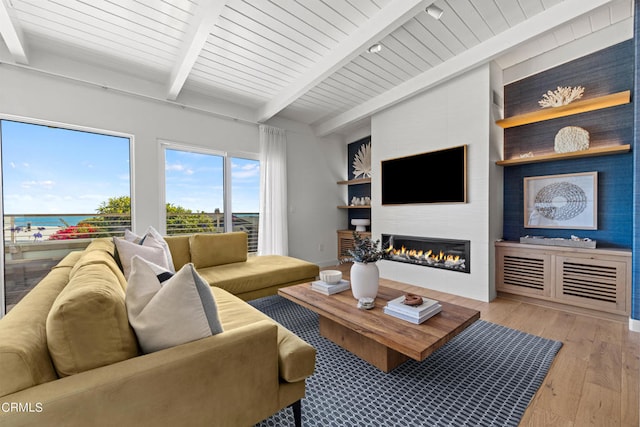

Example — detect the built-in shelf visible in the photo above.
[496,144,631,166]
[338,205,371,209]
[337,177,371,185]
[495,90,631,129]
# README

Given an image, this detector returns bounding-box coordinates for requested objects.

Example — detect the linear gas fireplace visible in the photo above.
[382,234,470,274]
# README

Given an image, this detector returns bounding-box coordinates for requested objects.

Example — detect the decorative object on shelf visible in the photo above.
[554,126,589,153]
[497,145,631,166]
[352,142,371,179]
[344,231,383,300]
[351,218,370,232]
[524,172,598,230]
[349,197,371,206]
[519,235,596,249]
[538,85,585,108]
[519,152,534,158]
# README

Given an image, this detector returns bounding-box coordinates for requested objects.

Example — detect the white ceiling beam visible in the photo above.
[255,0,428,123]
[0,0,28,64]
[167,1,227,101]
[313,0,615,136]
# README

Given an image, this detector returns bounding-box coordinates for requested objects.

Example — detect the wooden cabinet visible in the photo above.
[337,230,371,261]
[496,241,631,317]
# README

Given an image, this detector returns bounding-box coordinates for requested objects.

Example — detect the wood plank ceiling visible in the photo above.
[0,0,633,136]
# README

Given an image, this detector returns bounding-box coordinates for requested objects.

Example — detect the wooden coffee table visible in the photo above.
[278,282,480,372]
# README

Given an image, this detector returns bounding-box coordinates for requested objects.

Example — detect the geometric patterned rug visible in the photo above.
[251,295,562,427]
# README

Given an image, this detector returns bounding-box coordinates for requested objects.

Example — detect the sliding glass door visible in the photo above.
[164,145,259,251]
[230,157,260,252]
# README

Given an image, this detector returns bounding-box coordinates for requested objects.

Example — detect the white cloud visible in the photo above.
[232,163,259,179]
[166,163,194,175]
[21,180,55,189]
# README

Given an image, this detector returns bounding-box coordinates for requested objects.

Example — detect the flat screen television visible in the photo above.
[381,145,467,205]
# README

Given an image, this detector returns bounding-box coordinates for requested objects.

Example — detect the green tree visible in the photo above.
[165,202,216,235]
[83,196,216,236]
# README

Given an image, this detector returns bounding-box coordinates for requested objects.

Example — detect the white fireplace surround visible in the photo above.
[369,64,503,302]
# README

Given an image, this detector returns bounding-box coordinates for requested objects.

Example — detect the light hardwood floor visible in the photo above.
[327,264,640,426]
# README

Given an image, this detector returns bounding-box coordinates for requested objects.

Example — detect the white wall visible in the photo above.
[342,123,372,145]
[266,116,346,266]
[0,65,342,264]
[371,64,501,302]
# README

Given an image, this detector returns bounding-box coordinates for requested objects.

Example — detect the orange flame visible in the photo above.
[385,243,461,264]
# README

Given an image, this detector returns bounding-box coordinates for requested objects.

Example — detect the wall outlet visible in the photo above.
[318,243,324,252]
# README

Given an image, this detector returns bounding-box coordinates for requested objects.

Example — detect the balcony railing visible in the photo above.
[3,212,259,312]
[165,212,259,253]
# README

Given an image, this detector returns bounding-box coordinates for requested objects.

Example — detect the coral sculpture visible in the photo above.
[538,86,585,108]
[352,142,371,179]
[554,126,590,153]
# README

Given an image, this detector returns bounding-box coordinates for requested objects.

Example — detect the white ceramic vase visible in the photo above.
[350,262,379,300]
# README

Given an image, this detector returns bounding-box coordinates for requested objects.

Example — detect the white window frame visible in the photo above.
[159,140,259,236]
[0,114,134,318]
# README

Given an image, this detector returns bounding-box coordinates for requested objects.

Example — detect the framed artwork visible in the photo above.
[524,171,598,229]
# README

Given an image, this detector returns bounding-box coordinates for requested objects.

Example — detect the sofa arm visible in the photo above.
[0,321,280,427]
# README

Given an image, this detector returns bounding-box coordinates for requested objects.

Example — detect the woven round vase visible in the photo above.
[350,262,379,300]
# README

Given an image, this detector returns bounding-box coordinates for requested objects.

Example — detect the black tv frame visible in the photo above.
[381,144,467,205]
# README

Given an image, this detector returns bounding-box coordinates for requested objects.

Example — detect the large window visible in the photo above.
[0,118,131,315]
[164,145,260,251]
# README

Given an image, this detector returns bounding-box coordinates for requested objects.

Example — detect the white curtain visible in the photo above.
[258,125,288,256]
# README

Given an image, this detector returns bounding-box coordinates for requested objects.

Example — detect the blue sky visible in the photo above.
[165,149,260,213]
[1,120,260,215]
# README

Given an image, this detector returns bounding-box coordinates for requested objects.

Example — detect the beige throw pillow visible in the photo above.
[126,256,223,354]
[113,235,171,279]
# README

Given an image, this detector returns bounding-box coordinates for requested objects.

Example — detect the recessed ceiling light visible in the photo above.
[367,43,382,54]
[426,4,444,20]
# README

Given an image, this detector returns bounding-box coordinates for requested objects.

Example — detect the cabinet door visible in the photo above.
[337,232,354,260]
[496,247,552,297]
[555,255,628,314]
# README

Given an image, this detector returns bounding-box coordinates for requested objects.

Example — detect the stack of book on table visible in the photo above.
[311,279,350,295]
[383,295,442,324]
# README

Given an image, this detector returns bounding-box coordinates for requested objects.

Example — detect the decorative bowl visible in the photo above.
[319,270,342,284]
[351,218,371,232]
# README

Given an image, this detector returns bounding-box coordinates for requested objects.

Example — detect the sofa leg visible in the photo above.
[289,400,302,427]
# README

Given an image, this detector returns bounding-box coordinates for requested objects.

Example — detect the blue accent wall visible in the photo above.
[503,154,633,248]
[503,40,634,250]
[632,0,640,321]
[347,136,371,228]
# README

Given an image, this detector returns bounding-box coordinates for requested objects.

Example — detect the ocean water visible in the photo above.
[8,216,91,228]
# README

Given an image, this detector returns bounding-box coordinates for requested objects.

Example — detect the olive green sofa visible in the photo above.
[0,235,317,426]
